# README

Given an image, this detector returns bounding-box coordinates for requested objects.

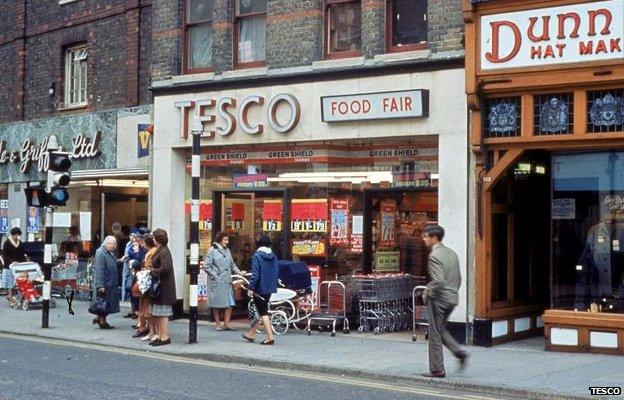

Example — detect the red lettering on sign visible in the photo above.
[528,16,550,42]
[595,39,608,54]
[543,45,555,58]
[338,102,348,115]
[363,100,371,114]
[556,43,566,57]
[611,38,622,53]
[531,46,542,59]
[404,96,412,111]
[588,9,612,36]
[486,20,522,63]
[579,40,593,55]
[557,12,581,39]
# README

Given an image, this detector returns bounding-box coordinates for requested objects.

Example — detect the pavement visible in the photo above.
[1,300,622,400]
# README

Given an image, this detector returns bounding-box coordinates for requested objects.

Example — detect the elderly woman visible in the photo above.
[92,236,120,329]
[242,235,279,345]
[204,232,241,331]
[149,228,176,346]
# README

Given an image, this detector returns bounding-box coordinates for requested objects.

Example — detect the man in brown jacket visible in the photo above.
[421,224,468,378]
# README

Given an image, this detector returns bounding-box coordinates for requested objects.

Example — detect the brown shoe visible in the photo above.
[421,371,446,378]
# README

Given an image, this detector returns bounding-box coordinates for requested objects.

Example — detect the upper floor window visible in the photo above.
[325,0,361,58]
[185,0,213,72]
[234,0,267,67]
[387,0,427,52]
[64,45,88,107]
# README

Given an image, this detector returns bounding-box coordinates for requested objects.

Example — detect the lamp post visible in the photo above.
[188,116,202,343]
[42,135,58,328]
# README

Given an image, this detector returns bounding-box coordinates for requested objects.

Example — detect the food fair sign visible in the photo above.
[480,0,624,70]
[321,90,429,122]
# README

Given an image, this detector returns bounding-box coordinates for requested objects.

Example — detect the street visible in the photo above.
[0,335,512,400]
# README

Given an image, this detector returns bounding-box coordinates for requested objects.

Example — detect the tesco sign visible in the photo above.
[480,0,624,70]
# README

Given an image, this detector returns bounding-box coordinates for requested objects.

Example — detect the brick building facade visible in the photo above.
[0,0,153,250]
[151,0,464,80]
[0,0,152,125]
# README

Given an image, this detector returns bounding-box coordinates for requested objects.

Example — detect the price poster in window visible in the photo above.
[186,201,213,231]
[292,239,326,256]
[232,203,245,230]
[379,200,397,249]
[262,199,282,232]
[291,199,328,233]
[330,199,349,246]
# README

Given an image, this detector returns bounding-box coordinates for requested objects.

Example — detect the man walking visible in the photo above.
[421,224,468,378]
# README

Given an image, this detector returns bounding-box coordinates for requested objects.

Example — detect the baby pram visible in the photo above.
[10,262,56,311]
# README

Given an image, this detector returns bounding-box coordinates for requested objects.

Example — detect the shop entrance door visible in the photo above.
[212,188,291,270]
[363,188,438,277]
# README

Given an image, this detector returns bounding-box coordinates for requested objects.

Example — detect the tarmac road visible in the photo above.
[0,335,515,400]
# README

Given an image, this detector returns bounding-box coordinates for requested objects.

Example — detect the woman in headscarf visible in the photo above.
[92,236,120,329]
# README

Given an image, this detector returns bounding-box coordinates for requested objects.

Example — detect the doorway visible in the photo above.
[212,188,291,270]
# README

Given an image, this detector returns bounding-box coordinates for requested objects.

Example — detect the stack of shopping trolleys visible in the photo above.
[352,274,416,335]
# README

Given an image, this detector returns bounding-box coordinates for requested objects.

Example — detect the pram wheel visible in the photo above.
[21,301,29,311]
[343,329,350,334]
[330,332,335,337]
[373,327,381,335]
[412,335,417,342]
[270,311,289,336]
[357,326,364,333]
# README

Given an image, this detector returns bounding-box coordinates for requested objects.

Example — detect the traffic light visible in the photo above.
[46,151,71,207]
[24,186,49,208]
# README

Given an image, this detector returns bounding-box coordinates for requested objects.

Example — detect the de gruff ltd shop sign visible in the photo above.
[321,89,429,122]
[480,0,624,70]
[0,131,100,174]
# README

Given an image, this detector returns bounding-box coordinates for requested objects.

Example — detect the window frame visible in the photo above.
[184,0,214,74]
[63,44,88,108]
[385,0,428,53]
[233,0,267,69]
[324,0,363,60]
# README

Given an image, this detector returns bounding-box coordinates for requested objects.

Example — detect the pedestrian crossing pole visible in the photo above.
[42,206,53,328]
[188,118,202,343]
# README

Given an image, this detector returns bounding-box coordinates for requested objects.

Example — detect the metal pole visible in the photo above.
[188,130,201,343]
[42,206,53,328]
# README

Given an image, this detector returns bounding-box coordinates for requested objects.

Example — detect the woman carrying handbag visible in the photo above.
[148,228,176,346]
[91,236,120,329]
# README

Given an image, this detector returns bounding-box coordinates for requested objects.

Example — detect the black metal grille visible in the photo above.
[533,93,573,136]
[587,89,624,133]
[483,97,521,139]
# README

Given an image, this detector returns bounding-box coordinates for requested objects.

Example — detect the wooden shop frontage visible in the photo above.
[464,0,624,354]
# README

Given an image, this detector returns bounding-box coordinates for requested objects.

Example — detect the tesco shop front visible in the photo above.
[152,69,469,337]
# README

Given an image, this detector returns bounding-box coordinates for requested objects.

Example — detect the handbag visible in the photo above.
[88,292,108,316]
[136,270,153,295]
[148,277,161,300]
[247,299,260,327]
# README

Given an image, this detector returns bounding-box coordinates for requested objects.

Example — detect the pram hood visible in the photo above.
[277,260,312,291]
[9,261,42,280]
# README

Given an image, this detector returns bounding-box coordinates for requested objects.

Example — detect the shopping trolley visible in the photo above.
[412,285,429,341]
[306,280,350,337]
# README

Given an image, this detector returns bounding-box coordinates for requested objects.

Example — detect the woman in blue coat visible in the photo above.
[92,236,121,329]
[242,235,279,345]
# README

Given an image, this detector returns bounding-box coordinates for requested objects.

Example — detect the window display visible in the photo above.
[184,140,439,285]
[553,151,624,313]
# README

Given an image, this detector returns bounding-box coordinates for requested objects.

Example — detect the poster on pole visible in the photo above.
[379,201,396,249]
[330,199,349,246]
[27,207,39,233]
[0,199,9,234]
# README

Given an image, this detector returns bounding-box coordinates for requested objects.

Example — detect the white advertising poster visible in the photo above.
[351,215,364,235]
[79,212,92,241]
[480,0,624,70]
[53,212,72,228]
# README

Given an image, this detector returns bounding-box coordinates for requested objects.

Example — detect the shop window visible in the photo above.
[553,151,624,313]
[387,0,427,52]
[325,0,362,58]
[587,89,624,134]
[534,93,573,136]
[234,0,267,67]
[483,97,521,138]
[63,44,88,107]
[185,0,213,72]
